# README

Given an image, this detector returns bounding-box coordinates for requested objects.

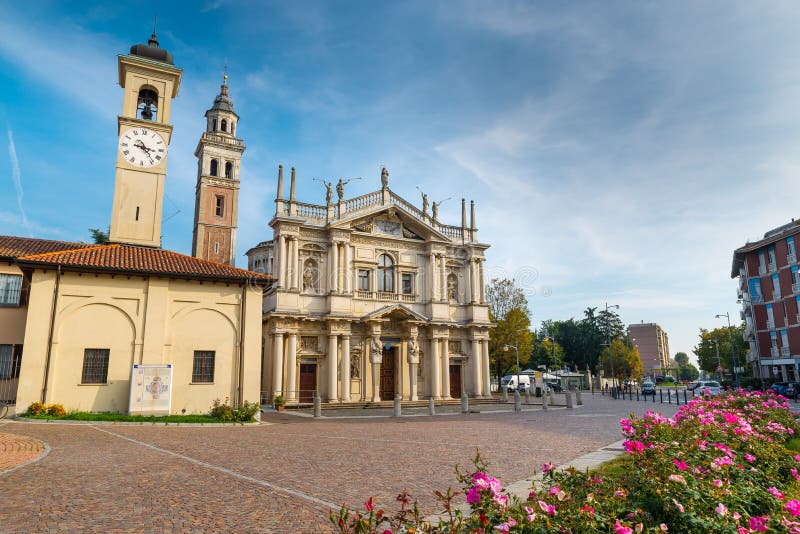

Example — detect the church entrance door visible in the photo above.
[299,364,316,403]
[449,364,462,398]
[380,347,395,401]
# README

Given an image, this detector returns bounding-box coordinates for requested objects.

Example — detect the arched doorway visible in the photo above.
[380,346,395,401]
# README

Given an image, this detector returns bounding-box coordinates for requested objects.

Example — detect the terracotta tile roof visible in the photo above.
[16,242,273,284]
[0,235,93,260]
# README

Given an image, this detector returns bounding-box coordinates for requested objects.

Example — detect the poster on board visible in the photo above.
[129,364,173,416]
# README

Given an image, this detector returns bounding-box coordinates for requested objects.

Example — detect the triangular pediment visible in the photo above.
[362,303,429,322]
[331,201,451,242]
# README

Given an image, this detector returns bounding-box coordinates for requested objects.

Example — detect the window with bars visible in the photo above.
[0,274,22,306]
[192,351,215,383]
[82,349,109,384]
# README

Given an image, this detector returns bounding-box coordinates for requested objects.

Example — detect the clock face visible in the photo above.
[118,127,167,168]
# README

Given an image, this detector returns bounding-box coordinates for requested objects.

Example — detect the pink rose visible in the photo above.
[749,516,768,532]
[614,520,633,534]
[786,500,800,517]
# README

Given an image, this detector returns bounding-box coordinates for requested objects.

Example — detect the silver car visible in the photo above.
[696,380,722,396]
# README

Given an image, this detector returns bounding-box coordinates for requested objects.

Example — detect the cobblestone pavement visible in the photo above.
[0,428,46,472]
[0,396,679,533]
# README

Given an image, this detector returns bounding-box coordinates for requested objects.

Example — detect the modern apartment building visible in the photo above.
[627,322,670,376]
[731,219,800,382]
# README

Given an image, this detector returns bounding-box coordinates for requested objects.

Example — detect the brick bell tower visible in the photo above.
[191,74,245,265]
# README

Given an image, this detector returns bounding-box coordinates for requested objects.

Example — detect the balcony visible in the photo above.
[767,319,775,330]
[759,265,767,276]
[789,253,797,264]
[769,262,777,273]
[771,346,779,358]
[752,294,764,304]
[354,291,417,303]
[782,346,791,357]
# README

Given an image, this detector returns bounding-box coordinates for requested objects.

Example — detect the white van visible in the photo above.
[500,374,532,392]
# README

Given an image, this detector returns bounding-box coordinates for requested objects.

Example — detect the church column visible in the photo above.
[340,334,351,402]
[430,336,441,399]
[286,333,297,402]
[327,334,339,402]
[294,237,301,290]
[467,259,474,303]
[370,327,382,403]
[289,237,298,290]
[330,242,339,293]
[471,338,481,396]
[272,332,284,398]
[338,243,345,293]
[481,339,491,396]
[441,338,450,398]
[428,253,437,301]
[343,244,352,293]
[478,260,486,303]
[278,235,287,289]
[439,255,447,301]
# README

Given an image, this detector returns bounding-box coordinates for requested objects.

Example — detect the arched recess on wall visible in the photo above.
[210,159,219,176]
[57,300,137,341]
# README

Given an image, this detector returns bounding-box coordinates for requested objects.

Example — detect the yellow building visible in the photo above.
[2,33,271,415]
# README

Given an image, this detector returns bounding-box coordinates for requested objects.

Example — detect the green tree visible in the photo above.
[89,228,109,244]
[530,337,565,370]
[678,363,700,381]
[693,325,749,375]
[489,307,533,376]
[598,339,643,384]
[486,278,529,321]
[674,352,689,366]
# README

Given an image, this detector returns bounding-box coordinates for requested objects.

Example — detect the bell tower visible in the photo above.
[191,74,245,266]
[109,32,182,248]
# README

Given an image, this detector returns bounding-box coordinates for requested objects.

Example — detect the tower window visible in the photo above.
[221,119,227,132]
[215,195,225,217]
[212,118,217,131]
[214,242,220,254]
[225,161,233,178]
[136,87,158,122]
[210,159,218,176]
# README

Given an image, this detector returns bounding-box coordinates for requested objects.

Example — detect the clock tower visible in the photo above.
[191,75,245,265]
[109,33,182,248]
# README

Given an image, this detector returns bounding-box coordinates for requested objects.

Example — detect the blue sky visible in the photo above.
[2,1,800,361]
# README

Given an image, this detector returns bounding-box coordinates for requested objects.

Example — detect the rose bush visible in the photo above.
[331,391,800,533]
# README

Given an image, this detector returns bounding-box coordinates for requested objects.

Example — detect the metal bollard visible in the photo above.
[684,390,688,404]
[549,389,556,405]
[636,390,639,402]
[668,390,672,404]
[313,395,322,418]
[502,386,509,402]
[429,397,436,416]
[461,392,469,414]
[394,395,402,417]
[659,389,663,403]
[525,388,531,404]
[576,390,583,405]
[565,391,574,409]
[514,390,521,412]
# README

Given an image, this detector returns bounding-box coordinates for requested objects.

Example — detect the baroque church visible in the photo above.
[0,30,493,414]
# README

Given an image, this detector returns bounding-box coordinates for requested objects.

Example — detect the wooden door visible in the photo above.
[380,348,395,401]
[299,364,316,403]
[449,364,462,398]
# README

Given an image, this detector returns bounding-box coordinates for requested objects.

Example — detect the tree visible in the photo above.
[597,339,643,384]
[674,352,689,366]
[678,363,700,381]
[89,228,109,244]
[486,278,529,322]
[489,308,533,377]
[693,325,749,375]
[487,279,532,379]
[530,337,565,370]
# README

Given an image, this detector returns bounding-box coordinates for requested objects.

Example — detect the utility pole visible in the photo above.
[714,339,722,382]
[605,302,620,395]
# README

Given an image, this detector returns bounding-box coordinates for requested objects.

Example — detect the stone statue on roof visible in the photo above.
[381,167,389,188]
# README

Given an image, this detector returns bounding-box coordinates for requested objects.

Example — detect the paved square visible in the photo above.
[0,396,678,532]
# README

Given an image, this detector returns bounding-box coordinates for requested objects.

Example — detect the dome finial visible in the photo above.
[148,15,159,47]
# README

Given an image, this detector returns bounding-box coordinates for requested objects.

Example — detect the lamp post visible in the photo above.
[716,312,740,388]
[714,339,722,382]
[503,335,520,394]
[605,302,620,395]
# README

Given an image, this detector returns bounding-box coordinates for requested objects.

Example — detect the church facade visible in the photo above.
[247,168,492,404]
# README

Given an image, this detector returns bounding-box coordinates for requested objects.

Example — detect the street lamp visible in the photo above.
[503,336,520,394]
[713,339,722,382]
[716,312,740,388]
[605,302,620,396]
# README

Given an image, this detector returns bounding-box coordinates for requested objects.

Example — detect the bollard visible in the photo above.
[565,391,574,409]
[313,395,322,418]
[394,395,402,417]
[429,397,436,416]
[659,389,663,403]
[461,392,469,414]
[542,392,548,410]
[684,390,688,404]
[668,390,672,404]
[525,388,531,404]
[502,386,509,402]
[576,390,583,405]
[549,389,555,407]
[636,390,639,402]
[514,390,521,412]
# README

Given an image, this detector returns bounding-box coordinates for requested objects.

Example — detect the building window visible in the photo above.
[402,273,413,294]
[377,254,394,292]
[773,273,781,299]
[789,237,796,260]
[225,161,233,178]
[215,195,225,217]
[82,349,110,384]
[0,345,13,379]
[768,246,777,268]
[358,269,370,291]
[212,118,217,131]
[221,119,228,132]
[0,274,22,306]
[214,242,220,254]
[210,159,219,176]
[192,351,215,383]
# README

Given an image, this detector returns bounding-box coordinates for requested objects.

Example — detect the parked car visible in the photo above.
[771,382,791,396]
[664,375,676,383]
[641,381,656,396]
[654,375,665,384]
[686,381,700,391]
[696,380,722,396]
[545,381,563,393]
[784,382,800,399]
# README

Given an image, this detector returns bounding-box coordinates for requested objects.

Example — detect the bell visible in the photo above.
[140,104,154,121]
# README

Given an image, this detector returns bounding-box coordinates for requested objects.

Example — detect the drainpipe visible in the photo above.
[237,282,246,405]
[41,265,61,403]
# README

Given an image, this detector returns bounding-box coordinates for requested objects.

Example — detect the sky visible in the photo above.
[1,1,800,362]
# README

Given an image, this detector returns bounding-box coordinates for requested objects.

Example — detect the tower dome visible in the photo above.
[129,32,174,65]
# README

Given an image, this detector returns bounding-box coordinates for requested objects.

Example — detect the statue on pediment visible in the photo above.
[381,166,389,188]
[336,177,361,201]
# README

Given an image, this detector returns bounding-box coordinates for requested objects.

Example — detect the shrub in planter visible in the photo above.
[210,398,234,422]
[45,404,66,417]
[26,402,46,416]
[273,395,285,411]
[210,398,259,422]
